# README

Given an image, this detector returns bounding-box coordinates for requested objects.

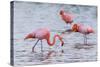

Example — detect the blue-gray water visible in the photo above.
[13,1,97,66]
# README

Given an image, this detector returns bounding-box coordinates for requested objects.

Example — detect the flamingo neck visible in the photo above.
[47,34,63,46]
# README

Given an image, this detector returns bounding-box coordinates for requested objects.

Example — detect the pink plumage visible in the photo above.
[60,10,74,24]
[24,28,64,52]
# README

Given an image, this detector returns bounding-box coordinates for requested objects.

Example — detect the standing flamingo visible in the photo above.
[59,10,74,33]
[72,23,94,45]
[59,10,74,24]
[24,28,64,52]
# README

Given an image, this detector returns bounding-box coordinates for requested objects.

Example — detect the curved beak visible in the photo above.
[24,35,30,40]
[24,35,36,41]
[24,33,34,40]
[24,37,27,40]
[24,36,29,40]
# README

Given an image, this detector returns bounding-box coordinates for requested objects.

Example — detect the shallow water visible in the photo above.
[13,1,97,66]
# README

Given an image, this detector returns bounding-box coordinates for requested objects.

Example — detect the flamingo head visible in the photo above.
[72,24,79,32]
[60,10,64,15]
[24,33,35,40]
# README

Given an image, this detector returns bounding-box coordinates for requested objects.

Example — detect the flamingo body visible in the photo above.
[32,28,50,40]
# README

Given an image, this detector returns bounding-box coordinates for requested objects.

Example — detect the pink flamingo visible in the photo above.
[24,28,64,52]
[72,23,94,45]
[59,10,74,24]
[59,10,75,33]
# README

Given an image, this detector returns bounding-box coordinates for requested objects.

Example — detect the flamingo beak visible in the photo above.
[24,37,28,40]
[24,34,36,41]
[24,34,32,40]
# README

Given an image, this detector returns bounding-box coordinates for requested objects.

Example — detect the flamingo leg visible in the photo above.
[84,34,87,45]
[85,34,87,45]
[32,39,39,52]
[84,34,86,45]
[41,40,43,52]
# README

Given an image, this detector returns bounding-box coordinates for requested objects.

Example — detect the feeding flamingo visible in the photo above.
[59,10,74,24]
[24,28,64,52]
[72,23,94,45]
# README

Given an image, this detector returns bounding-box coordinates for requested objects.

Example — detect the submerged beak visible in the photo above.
[61,41,64,46]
